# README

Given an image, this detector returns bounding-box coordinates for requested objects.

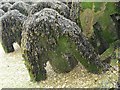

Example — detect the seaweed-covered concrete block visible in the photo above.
[22,8,104,81]
[9,1,31,16]
[0,3,12,12]
[0,9,5,17]
[29,0,70,18]
[0,10,26,53]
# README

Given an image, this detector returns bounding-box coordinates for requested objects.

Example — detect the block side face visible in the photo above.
[0,10,26,53]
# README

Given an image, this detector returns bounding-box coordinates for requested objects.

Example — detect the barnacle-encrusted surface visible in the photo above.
[0,3,12,12]
[30,1,81,26]
[63,2,81,26]
[0,10,26,53]
[29,0,70,18]
[22,8,104,81]
[9,1,31,16]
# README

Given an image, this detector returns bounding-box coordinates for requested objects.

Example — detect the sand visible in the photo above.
[0,43,118,88]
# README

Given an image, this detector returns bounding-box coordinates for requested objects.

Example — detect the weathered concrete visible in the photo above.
[9,1,32,16]
[29,0,70,18]
[22,8,104,82]
[0,10,26,53]
[0,3,12,12]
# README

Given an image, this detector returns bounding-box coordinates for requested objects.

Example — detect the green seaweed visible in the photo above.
[98,2,117,44]
[81,2,117,44]
[100,40,120,61]
[48,35,78,73]
[81,2,93,10]
[80,2,106,38]
[70,39,102,74]
[100,43,114,61]
[49,35,102,74]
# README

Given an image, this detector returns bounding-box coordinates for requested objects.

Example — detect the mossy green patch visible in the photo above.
[81,2,93,10]
[100,43,114,61]
[48,36,78,73]
[49,51,71,73]
[100,40,120,61]
[49,35,102,74]
[98,2,117,44]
